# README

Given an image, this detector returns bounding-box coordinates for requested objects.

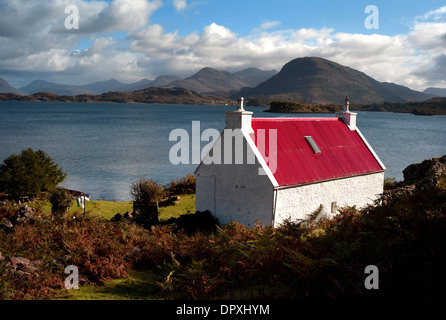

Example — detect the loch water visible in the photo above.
[1,101,445,201]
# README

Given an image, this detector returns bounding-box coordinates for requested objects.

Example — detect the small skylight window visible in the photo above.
[304,136,321,154]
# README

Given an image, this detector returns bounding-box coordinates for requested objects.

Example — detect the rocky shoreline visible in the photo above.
[382,155,446,204]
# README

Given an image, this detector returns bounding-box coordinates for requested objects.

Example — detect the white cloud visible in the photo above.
[173,0,187,12]
[416,5,446,22]
[254,21,281,32]
[0,1,445,91]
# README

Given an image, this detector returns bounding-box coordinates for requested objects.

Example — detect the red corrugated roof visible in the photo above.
[250,117,384,187]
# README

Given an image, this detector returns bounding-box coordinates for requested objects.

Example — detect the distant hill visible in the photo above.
[20,80,97,96]
[20,78,154,95]
[12,67,275,98]
[166,67,250,95]
[0,78,26,95]
[77,79,133,93]
[423,87,446,97]
[18,76,185,96]
[232,68,277,87]
[232,57,434,105]
[165,67,276,95]
[380,82,436,102]
[124,78,154,91]
[152,75,182,87]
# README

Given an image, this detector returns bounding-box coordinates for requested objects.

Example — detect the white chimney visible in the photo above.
[225,97,253,132]
[336,96,357,130]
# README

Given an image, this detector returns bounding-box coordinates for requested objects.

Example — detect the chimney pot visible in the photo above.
[225,97,253,132]
[336,96,357,130]
[238,97,245,111]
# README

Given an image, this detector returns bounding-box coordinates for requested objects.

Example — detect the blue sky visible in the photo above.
[0,0,445,90]
[151,0,425,36]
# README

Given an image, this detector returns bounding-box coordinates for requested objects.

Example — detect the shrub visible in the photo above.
[0,148,66,199]
[161,210,219,235]
[0,212,153,299]
[49,188,72,219]
[156,185,446,300]
[166,174,196,195]
[383,177,399,190]
[131,178,165,205]
[131,178,165,226]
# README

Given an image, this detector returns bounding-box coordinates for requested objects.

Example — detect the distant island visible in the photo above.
[352,97,446,115]
[0,87,235,106]
[2,90,446,115]
[266,100,342,113]
[265,97,446,115]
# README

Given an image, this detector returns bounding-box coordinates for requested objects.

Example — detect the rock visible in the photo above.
[383,155,446,204]
[110,212,124,222]
[10,256,31,268]
[403,155,446,183]
[0,255,43,279]
[6,205,38,227]
[1,220,13,229]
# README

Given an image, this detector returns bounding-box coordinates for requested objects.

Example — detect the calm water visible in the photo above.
[1,101,445,201]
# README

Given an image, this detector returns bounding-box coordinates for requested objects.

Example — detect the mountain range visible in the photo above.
[232,57,436,104]
[1,57,444,105]
[9,67,276,97]
[17,75,183,96]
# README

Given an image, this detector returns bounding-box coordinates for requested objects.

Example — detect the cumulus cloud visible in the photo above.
[0,0,161,85]
[0,0,445,90]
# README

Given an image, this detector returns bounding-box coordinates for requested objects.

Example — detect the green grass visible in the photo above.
[159,194,195,220]
[30,199,133,220]
[60,270,162,300]
[29,194,196,221]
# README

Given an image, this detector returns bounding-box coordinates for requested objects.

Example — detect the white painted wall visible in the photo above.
[196,128,274,227]
[273,172,385,227]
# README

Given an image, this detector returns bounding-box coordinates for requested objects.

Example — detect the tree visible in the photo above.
[0,148,66,198]
[130,178,165,227]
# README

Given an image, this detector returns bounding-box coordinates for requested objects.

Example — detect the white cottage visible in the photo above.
[195,97,385,227]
